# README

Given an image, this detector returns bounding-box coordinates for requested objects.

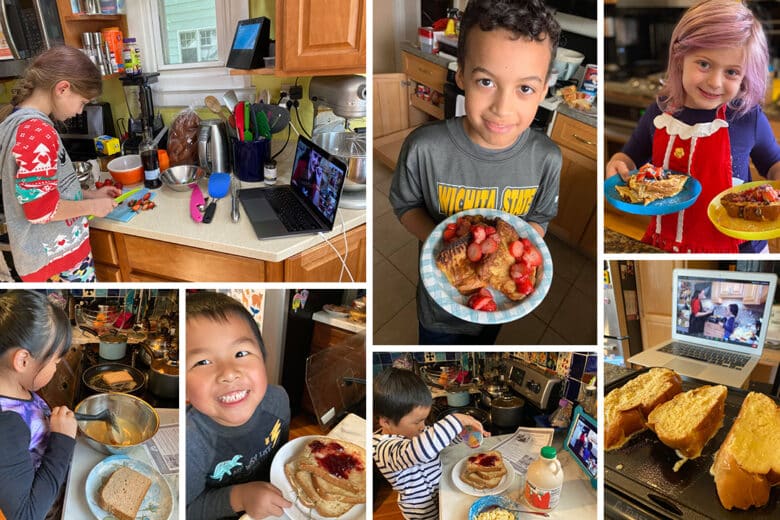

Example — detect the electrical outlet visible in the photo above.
[289,85,303,100]
[278,94,290,108]
[280,83,293,97]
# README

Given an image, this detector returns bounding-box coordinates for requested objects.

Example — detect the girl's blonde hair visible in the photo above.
[658,0,768,118]
[11,45,102,106]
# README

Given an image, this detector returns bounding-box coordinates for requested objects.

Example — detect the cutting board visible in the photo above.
[104,188,157,222]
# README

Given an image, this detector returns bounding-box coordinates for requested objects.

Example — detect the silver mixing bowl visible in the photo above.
[73,161,93,190]
[160,165,206,191]
[75,393,159,455]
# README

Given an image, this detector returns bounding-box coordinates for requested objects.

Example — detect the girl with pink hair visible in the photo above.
[606,0,780,253]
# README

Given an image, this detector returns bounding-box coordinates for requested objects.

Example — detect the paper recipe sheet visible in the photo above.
[493,427,554,475]
[145,423,179,474]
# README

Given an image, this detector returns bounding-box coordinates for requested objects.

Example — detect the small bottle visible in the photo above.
[523,446,564,512]
[581,385,597,418]
[140,126,161,189]
[264,160,277,186]
[122,37,141,76]
[549,398,572,429]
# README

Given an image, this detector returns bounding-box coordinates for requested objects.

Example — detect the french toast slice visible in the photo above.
[436,233,487,295]
[312,474,365,504]
[720,184,780,222]
[605,368,683,451]
[647,385,728,471]
[284,461,355,517]
[461,470,504,490]
[710,392,780,510]
[465,451,506,474]
[476,219,529,301]
[296,438,366,496]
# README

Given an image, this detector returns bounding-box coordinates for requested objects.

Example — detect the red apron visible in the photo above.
[642,105,740,253]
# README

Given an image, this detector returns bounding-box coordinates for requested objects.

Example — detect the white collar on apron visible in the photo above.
[653,112,729,140]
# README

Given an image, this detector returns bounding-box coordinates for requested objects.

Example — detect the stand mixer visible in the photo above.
[309,76,367,209]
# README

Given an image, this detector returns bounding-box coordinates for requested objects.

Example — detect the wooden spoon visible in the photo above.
[205,95,235,129]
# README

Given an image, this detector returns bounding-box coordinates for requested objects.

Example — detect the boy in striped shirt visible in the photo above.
[373,367,488,519]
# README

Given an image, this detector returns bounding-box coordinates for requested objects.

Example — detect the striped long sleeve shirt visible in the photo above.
[373,414,463,520]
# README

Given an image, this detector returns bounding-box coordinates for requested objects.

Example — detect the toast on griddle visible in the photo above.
[647,385,728,471]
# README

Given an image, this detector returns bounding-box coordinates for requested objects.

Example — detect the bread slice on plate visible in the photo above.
[710,392,780,510]
[605,368,683,451]
[296,438,366,496]
[284,460,355,518]
[647,385,728,471]
[312,474,365,504]
[97,466,152,520]
[464,451,506,474]
[461,470,504,490]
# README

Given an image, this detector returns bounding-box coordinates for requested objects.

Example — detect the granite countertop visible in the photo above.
[604,229,664,254]
[605,363,637,387]
[89,144,366,263]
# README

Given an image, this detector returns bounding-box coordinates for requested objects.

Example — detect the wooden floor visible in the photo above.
[289,411,328,438]
[373,475,403,519]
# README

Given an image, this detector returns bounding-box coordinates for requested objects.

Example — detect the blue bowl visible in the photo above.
[469,496,517,520]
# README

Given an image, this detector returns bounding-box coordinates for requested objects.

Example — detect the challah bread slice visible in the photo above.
[647,385,728,471]
[605,368,683,451]
[710,392,780,510]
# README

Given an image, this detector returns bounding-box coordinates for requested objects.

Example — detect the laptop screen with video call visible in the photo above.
[672,269,777,355]
[289,137,347,226]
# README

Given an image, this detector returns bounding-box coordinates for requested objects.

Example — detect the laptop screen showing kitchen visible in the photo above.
[673,271,775,351]
[289,138,346,226]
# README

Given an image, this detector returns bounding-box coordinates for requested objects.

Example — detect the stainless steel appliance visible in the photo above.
[198,119,231,174]
[604,260,644,366]
[0,0,64,78]
[120,73,165,155]
[506,358,561,412]
[309,75,367,209]
[58,102,115,161]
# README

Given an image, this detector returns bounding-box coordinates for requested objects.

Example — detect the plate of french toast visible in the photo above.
[707,180,780,240]
[451,451,515,497]
[420,208,553,324]
[605,367,780,517]
[85,454,173,520]
[605,163,701,215]
[271,435,366,519]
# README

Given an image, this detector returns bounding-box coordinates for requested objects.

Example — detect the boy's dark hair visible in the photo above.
[457,0,561,72]
[374,367,432,424]
[0,290,72,363]
[729,303,739,316]
[186,291,267,357]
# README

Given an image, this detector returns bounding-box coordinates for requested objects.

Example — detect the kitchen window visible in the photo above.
[126,0,253,107]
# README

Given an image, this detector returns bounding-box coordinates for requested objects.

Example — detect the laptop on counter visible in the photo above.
[239,136,347,239]
[629,268,777,388]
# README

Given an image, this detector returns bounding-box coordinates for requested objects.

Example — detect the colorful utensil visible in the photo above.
[190,184,206,223]
[87,187,143,220]
[243,102,253,141]
[202,172,232,224]
[235,101,245,142]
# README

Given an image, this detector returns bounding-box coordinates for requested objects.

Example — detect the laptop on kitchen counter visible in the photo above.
[239,135,347,239]
[629,268,777,388]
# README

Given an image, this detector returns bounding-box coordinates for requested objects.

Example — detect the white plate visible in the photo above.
[86,455,173,520]
[322,304,350,318]
[451,454,516,497]
[269,435,366,520]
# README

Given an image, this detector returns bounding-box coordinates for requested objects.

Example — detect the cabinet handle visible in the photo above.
[572,133,595,146]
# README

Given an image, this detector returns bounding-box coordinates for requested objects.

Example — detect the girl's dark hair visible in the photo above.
[374,367,432,424]
[729,303,740,316]
[457,0,561,72]
[12,45,102,106]
[186,291,267,357]
[0,290,72,363]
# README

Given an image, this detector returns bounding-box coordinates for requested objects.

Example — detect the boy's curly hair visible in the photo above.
[457,0,561,72]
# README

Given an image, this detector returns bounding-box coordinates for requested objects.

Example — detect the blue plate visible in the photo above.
[604,170,701,215]
[468,496,520,520]
[420,208,553,325]
[86,454,173,520]
[103,188,157,222]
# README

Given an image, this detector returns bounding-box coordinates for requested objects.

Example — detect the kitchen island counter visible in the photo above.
[88,144,366,282]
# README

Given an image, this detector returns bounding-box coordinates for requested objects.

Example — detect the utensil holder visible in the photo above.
[231,137,270,182]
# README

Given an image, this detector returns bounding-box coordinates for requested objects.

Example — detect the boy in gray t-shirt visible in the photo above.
[390,0,563,344]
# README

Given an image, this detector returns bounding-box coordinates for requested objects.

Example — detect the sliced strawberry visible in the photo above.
[484,225,497,236]
[472,225,487,244]
[521,238,532,250]
[446,222,458,231]
[477,288,492,298]
[467,242,483,262]
[469,295,493,311]
[515,277,535,295]
[443,228,457,242]
[510,262,530,280]
[482,300,497,312]
[95,180,104,189]
[481,236,498,254]
[635,172,647,182]
[762,188,778,202]
[104,178,113,186]
[522,246,543,268]
[508,240,524,259]
[113,181,123,190]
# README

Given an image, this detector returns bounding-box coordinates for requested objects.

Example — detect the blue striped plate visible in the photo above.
[420,208,553,325]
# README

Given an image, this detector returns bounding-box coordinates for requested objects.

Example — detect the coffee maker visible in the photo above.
[120,73,166,154]
[309,75,367,209]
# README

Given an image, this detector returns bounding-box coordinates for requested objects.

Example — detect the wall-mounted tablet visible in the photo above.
[226,17,271,69]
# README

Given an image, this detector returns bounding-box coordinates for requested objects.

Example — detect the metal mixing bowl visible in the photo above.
[75,393,159,455]
[161,165,206,191]
[73,161,93,189]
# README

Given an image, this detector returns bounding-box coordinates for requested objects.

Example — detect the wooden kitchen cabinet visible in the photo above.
[274,0,365,76]
[89,225,366,282]
[549,113,597,254]
[55,0,128,51]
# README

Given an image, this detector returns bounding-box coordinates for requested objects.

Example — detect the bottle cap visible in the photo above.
[541,446,557,459]
[124,37,136,43]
